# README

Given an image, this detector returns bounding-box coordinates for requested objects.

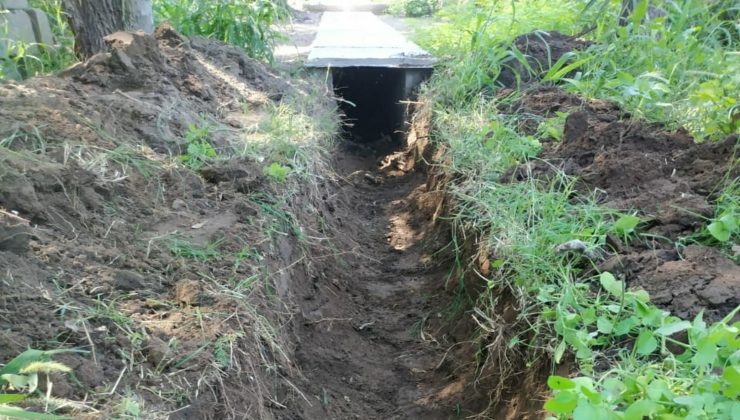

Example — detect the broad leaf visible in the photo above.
[0,394,26,404]
[692,337,717,368]
[573,400,603,420]
[599,272,624,298]
[708,220,731,242]
[547,375,575,390]
[635,329,658,356]
[722,365,740,398]
[544,390,578,415]
[0,406,69,420]
[614,214,640,236]
[597,316,614,334]
[624,399,658,420]
[655,321,691,337]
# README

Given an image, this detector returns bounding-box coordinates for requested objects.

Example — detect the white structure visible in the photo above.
[306,11,435,68]
[305,12,434,142]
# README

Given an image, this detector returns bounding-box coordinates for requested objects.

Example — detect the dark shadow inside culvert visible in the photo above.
[331,67,432,145]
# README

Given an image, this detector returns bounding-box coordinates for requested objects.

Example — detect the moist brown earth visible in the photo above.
[0,24,315,418]
[287,142,454,419]
[507,86,739,321]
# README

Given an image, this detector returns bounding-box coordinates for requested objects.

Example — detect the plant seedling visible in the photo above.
[264,162,291,182]
[612,214,640,242]
[707,212,738,243]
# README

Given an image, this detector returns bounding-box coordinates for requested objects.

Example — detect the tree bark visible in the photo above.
[63,0,153,59]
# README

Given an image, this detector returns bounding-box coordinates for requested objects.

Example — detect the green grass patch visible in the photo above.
[152,0,288,62]
[415,1,739,417]
[414,0,739,140]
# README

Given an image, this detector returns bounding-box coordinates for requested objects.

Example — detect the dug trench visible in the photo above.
[0,25,486,419]
[0,24,737,420]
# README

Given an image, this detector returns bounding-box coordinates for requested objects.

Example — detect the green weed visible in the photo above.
[1,348,86,419]
[414,0,739,140]
[263,162,290,182]
[415,1,739,415]
[178,121,217,170]
[152,0,288,61]
[169,238,223,260]
[546,307,740,419]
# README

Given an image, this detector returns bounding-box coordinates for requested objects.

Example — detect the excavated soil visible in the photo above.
[287,142,458,419]
[507,86,739,321]
[0,24,321,418]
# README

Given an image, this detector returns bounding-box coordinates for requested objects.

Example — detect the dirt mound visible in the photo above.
[497,31,592,88]
[508,87,739,321]
[0,24,321,418]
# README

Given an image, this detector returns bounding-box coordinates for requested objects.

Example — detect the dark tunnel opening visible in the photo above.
[331,67,432,145]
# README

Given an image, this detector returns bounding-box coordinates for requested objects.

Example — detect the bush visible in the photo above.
[389,0,439,17]
[153,0,288,61]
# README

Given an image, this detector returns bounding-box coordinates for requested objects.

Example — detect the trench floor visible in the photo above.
[292,141,457,419]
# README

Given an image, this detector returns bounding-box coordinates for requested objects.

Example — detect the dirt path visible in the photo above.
[289,142,455,419]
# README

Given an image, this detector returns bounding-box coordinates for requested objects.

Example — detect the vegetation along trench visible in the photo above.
[0,1,738,420]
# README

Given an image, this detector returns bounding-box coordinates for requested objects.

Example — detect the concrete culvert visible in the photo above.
[305,12,435,144]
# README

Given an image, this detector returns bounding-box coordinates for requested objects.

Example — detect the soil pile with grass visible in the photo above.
[0,24,325,418]
[507,87,738,321]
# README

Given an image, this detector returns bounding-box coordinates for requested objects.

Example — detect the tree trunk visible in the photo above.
[63,0,153,59]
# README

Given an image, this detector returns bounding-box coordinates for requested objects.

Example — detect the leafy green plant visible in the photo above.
[1,348,86,419]
[153,0,288,61]
[415,0,739,140]
[707,212,738,243]
[546,307,740,419]
[537,112,568,141]
[389,0,439,17]
[612,213,641,241]
[179,121,217,170]
[263,162,290,182]
[413,2,738,417]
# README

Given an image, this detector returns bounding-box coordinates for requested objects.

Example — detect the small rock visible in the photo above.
[174,279,202,305]
[234,200,258,217]
[113,270,144,291]
[76,359,104,388]
[172,199,187,211]
[363,172,382,185]
[0,224,32,254]
[144,335,171,366]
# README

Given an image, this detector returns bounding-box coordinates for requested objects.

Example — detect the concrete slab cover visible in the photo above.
[305,11,435,68]
[0,10,37,57]
[25,8,54,46]
[0,0,30,9]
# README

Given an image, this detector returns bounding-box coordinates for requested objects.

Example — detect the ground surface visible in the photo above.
[287,142,459,419]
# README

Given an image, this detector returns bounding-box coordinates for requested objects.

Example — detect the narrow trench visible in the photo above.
[291,68,455,419]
